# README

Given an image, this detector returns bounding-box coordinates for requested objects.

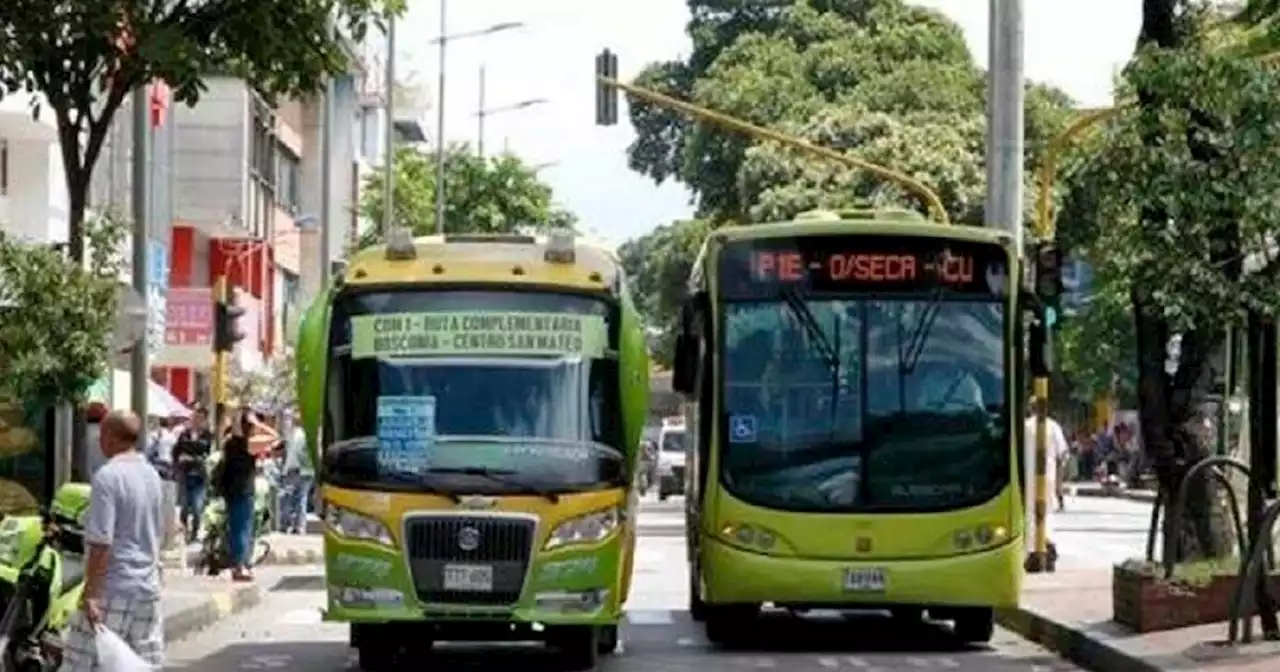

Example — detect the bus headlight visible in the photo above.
[545,508,622,550]
[720,523,779,552]
[325,505,395,547]
[953,523,1008,551]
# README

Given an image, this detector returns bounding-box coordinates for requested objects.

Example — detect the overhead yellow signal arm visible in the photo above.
[599,76,950,225]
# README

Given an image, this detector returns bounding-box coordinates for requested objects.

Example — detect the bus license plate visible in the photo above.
[443,564,494,592]
[843,568,886,592]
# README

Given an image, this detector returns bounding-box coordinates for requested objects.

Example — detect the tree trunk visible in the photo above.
[1133,299,1232,560]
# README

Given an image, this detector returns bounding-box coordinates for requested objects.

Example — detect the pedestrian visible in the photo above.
[1023,397,1070,570]
[59,410,166,672]
[213,408,259,582]
[282,413,314,534]
[172,406,213,543]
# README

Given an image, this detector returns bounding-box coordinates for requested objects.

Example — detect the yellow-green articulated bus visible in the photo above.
[294,229,649,671]
[672,209,1025,646]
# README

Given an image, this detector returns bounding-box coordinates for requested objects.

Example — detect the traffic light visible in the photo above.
[595,49,619,126]
[1033,242,1063,327]
[213,276,246,353]
[211,276,245,408]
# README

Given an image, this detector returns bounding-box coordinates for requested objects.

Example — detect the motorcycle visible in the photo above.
[0,484,90,672]
[194,473,273,576]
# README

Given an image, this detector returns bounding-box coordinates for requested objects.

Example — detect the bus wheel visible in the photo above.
[356,643,397,672]
[953,608,994,644]
[597,624,619,655]
[704,605,756,648]
[689,569,706,622]
[890,607,923,622]
[549,625,599,671]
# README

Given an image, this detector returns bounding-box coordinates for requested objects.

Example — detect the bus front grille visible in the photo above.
[404,515,537,606]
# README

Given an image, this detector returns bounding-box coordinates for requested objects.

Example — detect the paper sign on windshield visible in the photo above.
[351,311,607,359]
[376,396,435,473]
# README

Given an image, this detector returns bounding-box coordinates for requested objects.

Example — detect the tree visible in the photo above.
[0,213,128,405]
[358,145,576,245]
[228,356,295,413]
[617,219,711,365]
[0,0,399,266]
[626,0,1074,223]
[1058,2,1280,559]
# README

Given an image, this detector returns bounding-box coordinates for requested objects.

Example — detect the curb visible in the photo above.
[995,606,1161,672]
[165,583,265,643]
[260,546,324,566]
[1071,487,1158,504]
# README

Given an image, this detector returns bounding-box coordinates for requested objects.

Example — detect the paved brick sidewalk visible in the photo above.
[996,569,1280,671]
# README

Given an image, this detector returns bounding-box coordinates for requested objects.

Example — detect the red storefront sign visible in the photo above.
[165,287,213,347]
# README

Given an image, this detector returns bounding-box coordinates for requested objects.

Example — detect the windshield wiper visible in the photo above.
[427,466,561,503]
[898,262,948,375]
[780,286,838,372]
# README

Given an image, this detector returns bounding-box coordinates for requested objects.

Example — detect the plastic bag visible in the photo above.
[95,626,151,672]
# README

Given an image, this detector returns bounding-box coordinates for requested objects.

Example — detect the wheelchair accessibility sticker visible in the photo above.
[729,415,757,443]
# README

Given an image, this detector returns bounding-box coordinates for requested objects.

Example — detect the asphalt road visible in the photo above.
[163,494,1096,671]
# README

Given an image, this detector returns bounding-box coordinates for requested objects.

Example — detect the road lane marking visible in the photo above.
[626,609,675,625]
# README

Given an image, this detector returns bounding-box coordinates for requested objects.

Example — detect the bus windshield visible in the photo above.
[717,235,1010,513]
[323,290,625,495]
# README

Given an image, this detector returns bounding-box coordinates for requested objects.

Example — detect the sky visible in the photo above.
[397,1,1145,249]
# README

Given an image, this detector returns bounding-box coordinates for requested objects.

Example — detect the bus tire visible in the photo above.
[597,624,619,655]
[689,568,706,622]
[953,608,994,644]
[549,625,599,671]
[703,605,755,648]
[356,643,396,672]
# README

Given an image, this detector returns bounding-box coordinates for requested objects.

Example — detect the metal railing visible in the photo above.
[1155,454,1278,643]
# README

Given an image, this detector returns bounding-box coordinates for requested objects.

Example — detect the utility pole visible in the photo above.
[382,12,396,237]
[320,75,333,286]
[129,84,150,452]
[985,0,1025,250]
[433,0,448,235]
[477,65,486,157]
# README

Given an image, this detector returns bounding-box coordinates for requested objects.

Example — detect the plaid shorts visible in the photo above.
[58,596,164,672]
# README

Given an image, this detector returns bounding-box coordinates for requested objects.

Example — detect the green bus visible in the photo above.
[672,209,1026,645]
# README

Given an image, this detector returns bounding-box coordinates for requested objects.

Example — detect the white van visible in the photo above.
[656,418,686,500]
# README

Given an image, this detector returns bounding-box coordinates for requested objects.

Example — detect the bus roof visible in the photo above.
[344,231,623,293]
[688,210,1016,289]
[712,211,1014,246]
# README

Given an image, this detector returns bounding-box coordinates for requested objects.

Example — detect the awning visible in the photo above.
[86,375,192,419]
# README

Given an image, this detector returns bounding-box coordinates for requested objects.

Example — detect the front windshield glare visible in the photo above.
[323,291,624,492]
[721,298,1006,512]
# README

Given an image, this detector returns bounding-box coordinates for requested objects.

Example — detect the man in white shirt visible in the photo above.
[1023,397,1070,570]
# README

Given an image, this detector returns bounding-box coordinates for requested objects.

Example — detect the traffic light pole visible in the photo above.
[130,84,151,454]
[592,65,948,224]
[211,276,229,449]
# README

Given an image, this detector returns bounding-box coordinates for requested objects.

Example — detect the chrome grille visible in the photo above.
[404,515,536,606]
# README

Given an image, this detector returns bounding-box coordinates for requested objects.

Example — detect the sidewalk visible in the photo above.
[1070,483,1158,503]
[161,571,264,643]
[996,569,1280,671]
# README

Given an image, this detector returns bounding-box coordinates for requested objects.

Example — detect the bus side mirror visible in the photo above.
[672,299,699,394]
[672,333,697,394]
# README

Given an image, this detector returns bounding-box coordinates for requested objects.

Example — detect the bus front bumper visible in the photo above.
[702,535,1022,609]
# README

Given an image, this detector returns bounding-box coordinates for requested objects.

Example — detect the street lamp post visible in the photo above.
[475,64,547,156]
[430,11,525,234]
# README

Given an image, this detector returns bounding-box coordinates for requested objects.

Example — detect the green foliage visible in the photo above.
[0,213,128,404]
[1061,45,1280,332]
[228,356,295,412]
[0,0,400,256]
[627,0,1074,224]
[358,145,576,246]
[617,220,712,365]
